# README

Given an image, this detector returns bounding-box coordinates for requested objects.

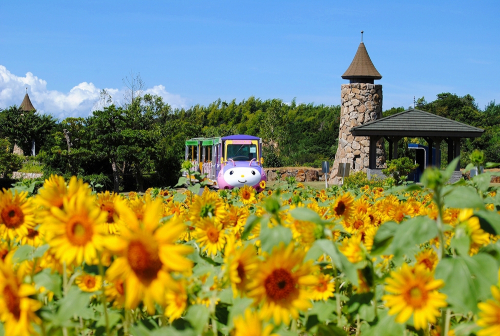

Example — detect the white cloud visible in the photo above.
[0,65,187,120]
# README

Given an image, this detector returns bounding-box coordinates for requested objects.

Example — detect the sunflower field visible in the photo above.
[1,158,500,336]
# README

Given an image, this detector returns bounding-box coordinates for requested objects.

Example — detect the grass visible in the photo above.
[18,161,44,174]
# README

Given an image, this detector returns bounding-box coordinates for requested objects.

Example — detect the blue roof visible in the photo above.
[221,134,261,141]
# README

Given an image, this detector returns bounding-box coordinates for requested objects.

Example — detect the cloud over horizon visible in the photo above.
[0,65,187,120]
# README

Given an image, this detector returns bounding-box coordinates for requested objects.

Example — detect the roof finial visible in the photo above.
[413,96,416,108]
[25,87,27,94]
[361,30,364,43]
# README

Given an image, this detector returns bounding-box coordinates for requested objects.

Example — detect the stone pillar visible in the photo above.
[329,83,385,184]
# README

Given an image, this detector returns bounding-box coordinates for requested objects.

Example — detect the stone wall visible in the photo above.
[11,172,43,180]
[264,168,323,182]
[329,83,385,184]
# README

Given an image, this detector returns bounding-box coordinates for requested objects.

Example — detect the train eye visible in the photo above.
[229,170,234,175]
[251,170,256,175]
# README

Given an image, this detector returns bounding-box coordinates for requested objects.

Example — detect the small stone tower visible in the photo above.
[330,33,385,184]
[20,90,36,112]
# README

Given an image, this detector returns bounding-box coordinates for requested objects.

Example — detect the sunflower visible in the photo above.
[164,280,188,322]
[20,228,43,247]
[189,193,226,225]
[95,191,126,234]
[221,205,249,230]
[105,277,126,308]
[105,198,193,314]
[232,308,278,336]
[240,185,257,205]
[35,175,91,213]
[344,212,371,234]
[0,254,41,336]
[331,192,354,220]
[43,187,106,266]
[259,180,266,190]
[195,217,226,257]
[311,273,334,301]
[459,209,490,254]
[339,235,365,264]
[477,285,500,336]
[0,241,11,262]
[383,263,447,330]
[75,273,103,292]
[0,189,35,241]
[415,249,438,272]
[352,197,370,215]
[224,239,259,297]
[247,243,318,325]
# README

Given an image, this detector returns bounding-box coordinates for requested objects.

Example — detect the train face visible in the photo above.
[218,163,266,191]
[216,135,267,192]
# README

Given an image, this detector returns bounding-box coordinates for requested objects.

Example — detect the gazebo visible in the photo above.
[350,108,484,180]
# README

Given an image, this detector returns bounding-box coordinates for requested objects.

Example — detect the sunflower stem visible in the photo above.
[97,252,111,336]
[442,308,451,336]
[333,265,342,327]
[435,190,446,261]
[355,314,361,336]
[62,261,68,295]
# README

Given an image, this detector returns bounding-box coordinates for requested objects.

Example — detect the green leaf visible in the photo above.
[187,184,200,195]
[308,300,336,322]
[364,310,405,336]
[305,242,324,262]
[260,224,292,254]
[486,162,500,168]
[34,269,62,298]
[241,215,260,240]
[290,207,329,226]
[450,230,470,257]
[392,216,438,261]
[371,221,398,256]
[13,245,34,263]
[444,186,485,210]
[33,244,50,258]
[96,310,121,328]
[464,162,475,173]
[184,305,210,335]
[53,286,93,326]
[472,172,496,193]
[173,192,187,203]
[314,239,359,286]
[435,254,497,314]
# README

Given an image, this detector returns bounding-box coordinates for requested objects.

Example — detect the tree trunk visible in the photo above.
[134,160,144,192]
[111,157,120,193]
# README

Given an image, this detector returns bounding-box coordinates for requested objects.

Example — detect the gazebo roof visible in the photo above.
[20,93,36,112]
[350,108,484,138]
[342,42,382,80]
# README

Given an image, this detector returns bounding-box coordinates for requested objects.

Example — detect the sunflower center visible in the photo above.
[1,205,25,229]
[236,262,245,281]
[404,285,428,308]
[0,249,8,261]
[200,204,215,218]
[127,240,162,285]
[206,227,219,243]
[102,203,115,223]
[27,229,39,239]
[115,279,125,295]
[335,201,346,216]
[66,216,93,246]
[3,285,21,320]
[264,268,296,301]
[241,190,251,200]
[316,280,328,292]
[420,258,434,271]
[353,219,364,230]
[84,276,96,289]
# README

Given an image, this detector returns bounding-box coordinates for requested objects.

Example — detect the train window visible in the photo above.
[226,144,257,161]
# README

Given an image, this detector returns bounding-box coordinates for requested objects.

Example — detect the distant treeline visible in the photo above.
[0,93,498,191]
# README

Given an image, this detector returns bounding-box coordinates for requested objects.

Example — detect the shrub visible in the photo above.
[382,157,418,185]
[343,170,384,189]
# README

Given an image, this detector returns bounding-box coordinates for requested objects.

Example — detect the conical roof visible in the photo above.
[20,93,36,112]
[342,42,382,80]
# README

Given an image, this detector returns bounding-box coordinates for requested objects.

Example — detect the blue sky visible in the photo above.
[1,1,499,119]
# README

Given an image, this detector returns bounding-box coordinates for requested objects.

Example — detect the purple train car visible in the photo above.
[184,135,267,191]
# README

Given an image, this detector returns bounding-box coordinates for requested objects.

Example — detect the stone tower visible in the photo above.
[330,35,385,184]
